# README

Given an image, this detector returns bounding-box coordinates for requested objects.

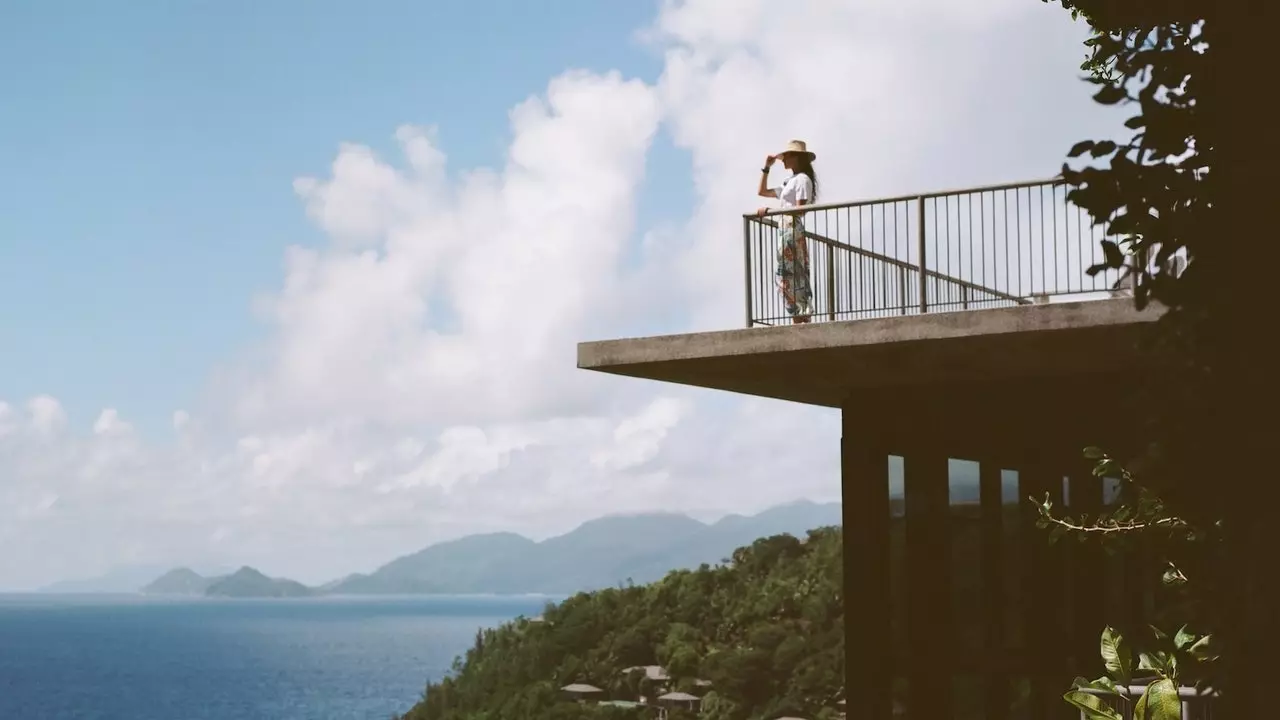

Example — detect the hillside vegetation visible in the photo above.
[399,527,844,720]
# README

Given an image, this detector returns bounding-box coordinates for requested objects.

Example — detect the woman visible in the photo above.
[757,139,818,324]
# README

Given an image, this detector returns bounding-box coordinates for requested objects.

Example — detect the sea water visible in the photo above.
[0,593,550,720]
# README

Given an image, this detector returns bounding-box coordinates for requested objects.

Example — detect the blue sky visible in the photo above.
[0,0,1126,588]
[0,0,690,436]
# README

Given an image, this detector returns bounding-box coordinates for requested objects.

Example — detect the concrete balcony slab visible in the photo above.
[577,299,1162,408]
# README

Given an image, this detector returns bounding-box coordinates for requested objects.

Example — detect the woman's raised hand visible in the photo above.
[764,154,776,168]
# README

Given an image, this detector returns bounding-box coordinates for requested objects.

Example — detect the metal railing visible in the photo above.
[743,178,1156,327]
[1077,685,1217,720]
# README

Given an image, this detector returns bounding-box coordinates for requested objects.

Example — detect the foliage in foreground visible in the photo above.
[1042,0,1229,714]
[397,527,844,720]
[1036,448,1219,719]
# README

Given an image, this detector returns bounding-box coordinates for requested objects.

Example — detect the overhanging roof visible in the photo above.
[577,300,1162,408]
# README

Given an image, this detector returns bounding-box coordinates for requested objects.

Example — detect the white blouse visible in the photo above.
[772,172,814,209]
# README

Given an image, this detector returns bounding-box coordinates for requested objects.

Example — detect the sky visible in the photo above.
[0,0,1124,590]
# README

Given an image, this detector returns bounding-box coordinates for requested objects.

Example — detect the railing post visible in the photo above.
[917,196,928,313]
[899,267,908,315]
[962,285,969,310]
[743,216,755,328]
[826,242,836,322]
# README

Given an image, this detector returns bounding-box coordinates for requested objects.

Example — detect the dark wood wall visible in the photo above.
[841,374,1150,720]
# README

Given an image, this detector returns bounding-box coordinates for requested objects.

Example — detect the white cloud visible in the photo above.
[243,71,662,431]
[0,0,1122,590]
[651,0,1121,327]
[27,395,66,435]
[0,402,14,437]
[92,409,131,435]
[591,397,691,472]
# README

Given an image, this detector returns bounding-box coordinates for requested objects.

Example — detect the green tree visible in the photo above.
[399,527,846,720]
[1044,1,1274,715]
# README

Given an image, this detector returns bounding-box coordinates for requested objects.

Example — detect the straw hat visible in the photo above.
[776,139,816,162]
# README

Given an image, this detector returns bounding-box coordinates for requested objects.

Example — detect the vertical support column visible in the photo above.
[979,460,1009,720]
[904,449,951,719]
[842,432,891,720]
[1020,461,1072,720]
[1068,471,1104,679]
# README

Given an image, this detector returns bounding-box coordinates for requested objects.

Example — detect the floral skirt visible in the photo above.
[775,222,813,319]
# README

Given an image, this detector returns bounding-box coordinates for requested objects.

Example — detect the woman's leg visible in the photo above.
[776,226,814,323]
[776,229,801,319]
[792,233,813,323]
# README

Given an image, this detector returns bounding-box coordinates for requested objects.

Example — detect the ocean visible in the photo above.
[0,593,551,720]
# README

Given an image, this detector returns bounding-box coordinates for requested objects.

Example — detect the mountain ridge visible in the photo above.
[325,499,843,595]
[135,500,845,598]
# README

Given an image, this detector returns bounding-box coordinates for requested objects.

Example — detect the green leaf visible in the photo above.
[1072,676,1121,697]
[1064,690,1124,720]
[1174,626,1196,651]
[1149,625,1170,645]
[1187,634,1218,662]
[1069,140,1096,158]
[1134,678,1181,720]
[1090,140,1118,158]
[1161,564,1187,587]
[1100,240,1125,268]
[1094,84,1128,105]
[1101,627,1132,685]
[1083,446,1106,460]
[1139,651,1174,678]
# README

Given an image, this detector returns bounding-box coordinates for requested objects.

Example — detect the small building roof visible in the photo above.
[561,683,604,694]
[621,665,671,681]
[657,691,700,702]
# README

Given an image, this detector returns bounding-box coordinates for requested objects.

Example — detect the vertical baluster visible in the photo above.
[826,242,836,322]
[899,266,908,315]
[917,196,928,313]
[743,216,754,327]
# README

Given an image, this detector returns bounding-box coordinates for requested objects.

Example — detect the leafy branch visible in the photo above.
[1035,507,1187,536]
[1029,446,1219,719]
[1030,447,1198,546]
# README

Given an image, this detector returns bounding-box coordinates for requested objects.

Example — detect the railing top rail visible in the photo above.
[744,176,1066,218]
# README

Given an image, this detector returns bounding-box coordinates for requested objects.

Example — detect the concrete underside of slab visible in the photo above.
[577,299,1162,408]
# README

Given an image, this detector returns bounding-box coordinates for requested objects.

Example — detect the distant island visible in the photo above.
[142,568,214,595]
[142,566,313,598]
[135,499,845,598]
[37,563,231,594]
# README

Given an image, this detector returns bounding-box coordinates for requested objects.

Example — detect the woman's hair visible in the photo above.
[794,156,818,201]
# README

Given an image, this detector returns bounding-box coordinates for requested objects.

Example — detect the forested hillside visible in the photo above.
[398,527,845,720]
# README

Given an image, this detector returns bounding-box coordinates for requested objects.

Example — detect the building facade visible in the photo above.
[577,178,1165,719]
